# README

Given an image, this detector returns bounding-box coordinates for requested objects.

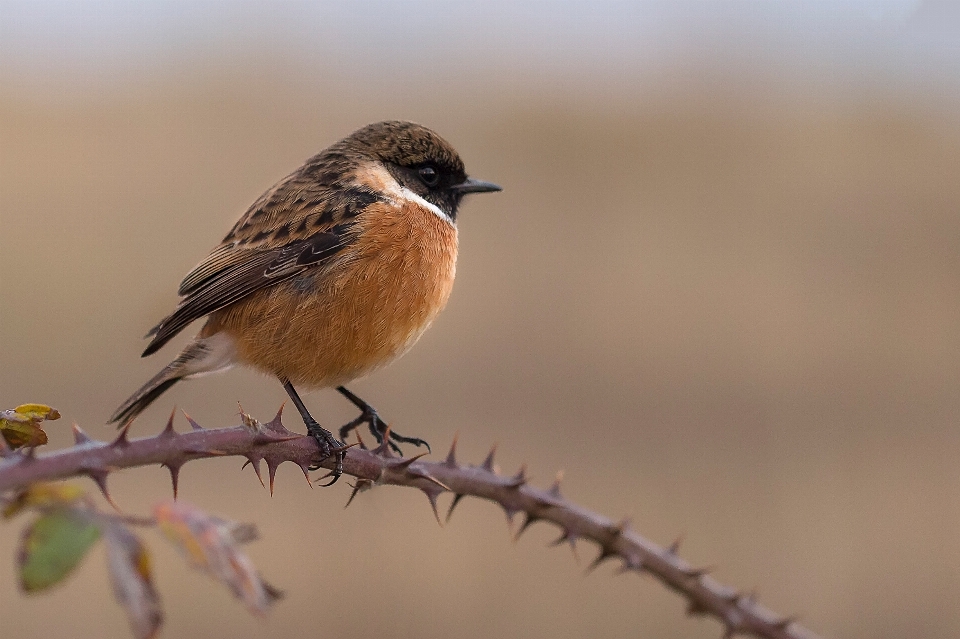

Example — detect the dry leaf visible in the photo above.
[154,500,278,615]
[104,522,163,639]
[4,482,88,519]
[0,404,60,448]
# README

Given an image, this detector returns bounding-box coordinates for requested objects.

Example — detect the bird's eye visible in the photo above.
[418,165,440,187]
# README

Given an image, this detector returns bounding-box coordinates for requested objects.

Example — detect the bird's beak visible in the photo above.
[452,177,502,194]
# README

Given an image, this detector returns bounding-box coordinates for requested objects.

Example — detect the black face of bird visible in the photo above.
[386,161,499,222]
[342,121,500,222]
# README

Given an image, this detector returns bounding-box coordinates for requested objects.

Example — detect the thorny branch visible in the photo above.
[0,407,822,639]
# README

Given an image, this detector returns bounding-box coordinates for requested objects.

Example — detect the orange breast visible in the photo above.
[205,200,458,387]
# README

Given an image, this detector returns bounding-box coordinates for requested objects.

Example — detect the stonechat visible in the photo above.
[109,121,501,483]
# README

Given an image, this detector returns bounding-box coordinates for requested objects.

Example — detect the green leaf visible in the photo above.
[18,508,101,592]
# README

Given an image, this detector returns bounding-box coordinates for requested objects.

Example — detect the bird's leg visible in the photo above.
[336,385,431,455]
[281,379,345,485]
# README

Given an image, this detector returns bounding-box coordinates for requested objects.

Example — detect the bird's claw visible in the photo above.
[339,406,430,455]
[306,422,346,486]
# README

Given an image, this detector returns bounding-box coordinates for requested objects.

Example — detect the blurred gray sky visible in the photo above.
[1,1,958,95]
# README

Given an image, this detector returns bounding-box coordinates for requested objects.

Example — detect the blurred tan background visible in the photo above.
[2,2,960,638]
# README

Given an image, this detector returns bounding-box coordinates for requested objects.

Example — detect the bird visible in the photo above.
[109,121,501,484]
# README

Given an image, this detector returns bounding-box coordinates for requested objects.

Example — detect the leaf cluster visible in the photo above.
[0,405,279,639]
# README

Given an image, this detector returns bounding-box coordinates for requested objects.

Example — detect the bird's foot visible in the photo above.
[338,402,430,456]
[305,420,346,486]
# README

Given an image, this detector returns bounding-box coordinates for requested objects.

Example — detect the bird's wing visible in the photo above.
[142,226,354,356]
[142,164,387,356]
[177,165,383,296]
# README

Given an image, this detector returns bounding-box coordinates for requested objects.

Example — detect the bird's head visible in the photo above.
[343,120,501,223]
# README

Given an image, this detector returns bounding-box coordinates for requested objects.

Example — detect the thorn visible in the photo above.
[407,467,451,492]
[268,403,285,427]
[422,489,443,526]
[718,588,741,603]
[71,422,92,445]
[738,591,758,606]
[501,503,519,532]
[722,612,749,639]
[684,565,713,579]
[772,616,796,631]
[182,410,203,431]
[184,448,227,456]
[514,513,540,541]
[344,485,361,508]
[585,546,616,575]
[722,614,749,639]
[506,464,528,488]
[88,469,120,511]
[392,452,430,471]
[607,516,631,537]
[616,554,643,574]
[344,478,373,508]
[549,528,573,546]
[549,528,579,562]
[548,471,564,498]
[262,432,302,444]
[372,425,395,458]
[298,462,312,488]
[444,433,459,468]
[159,408,177,438]
[668,534,684,555]
[242,456,266,489]
[111,421,133,448]
[267,460,279,496]
[445,493,465,523]
[480,444,497,473]
[162,462,182,499]
[262,404,297,438]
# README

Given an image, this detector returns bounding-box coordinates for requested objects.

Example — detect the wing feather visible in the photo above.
[142,228,351,356]
[141,151,386,356]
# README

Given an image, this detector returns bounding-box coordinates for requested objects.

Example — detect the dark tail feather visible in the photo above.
[109,366,183,428]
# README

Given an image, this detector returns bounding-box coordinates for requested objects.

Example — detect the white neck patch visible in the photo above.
[397,186,454,226]
[355,161,455,227]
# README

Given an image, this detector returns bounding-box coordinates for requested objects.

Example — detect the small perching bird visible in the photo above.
[110,121,501,483]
